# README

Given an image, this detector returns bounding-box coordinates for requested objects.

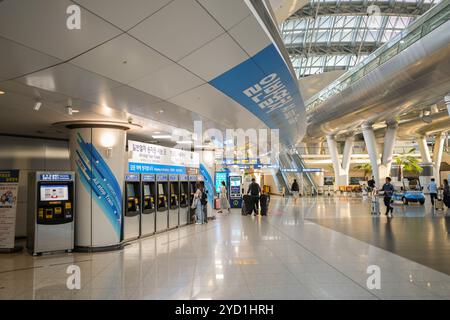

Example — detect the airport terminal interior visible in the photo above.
[0,0,450,301]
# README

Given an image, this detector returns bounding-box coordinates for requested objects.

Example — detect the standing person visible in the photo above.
[443,179,450,210]
[218,181,231,214]
[367,176,376,193]
[193,182,204,224]
[247,178,261,216]
[380,177,395,218]
[291,179,300,204]
[427,178,438,207]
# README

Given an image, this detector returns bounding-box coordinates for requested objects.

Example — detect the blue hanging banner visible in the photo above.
[210,44,306,146]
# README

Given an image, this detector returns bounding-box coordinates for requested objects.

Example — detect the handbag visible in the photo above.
[191,198,198,209]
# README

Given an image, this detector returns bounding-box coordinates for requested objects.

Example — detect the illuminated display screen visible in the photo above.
[144,185,150,196]
[40,185,69,201]
[158,183,165,195]
[126,184,135,197]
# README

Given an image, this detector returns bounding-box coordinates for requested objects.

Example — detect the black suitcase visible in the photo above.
[242,195,253,215]
[260,194,268,216]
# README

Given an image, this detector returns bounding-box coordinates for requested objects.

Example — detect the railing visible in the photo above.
[305,0,450,113]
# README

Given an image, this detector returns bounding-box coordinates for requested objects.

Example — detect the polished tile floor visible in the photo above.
[1,196,449,300]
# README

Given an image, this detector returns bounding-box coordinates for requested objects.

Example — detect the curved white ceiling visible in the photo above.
[0,0,306,146]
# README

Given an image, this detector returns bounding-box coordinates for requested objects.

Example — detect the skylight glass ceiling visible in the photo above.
[281,0,441,78]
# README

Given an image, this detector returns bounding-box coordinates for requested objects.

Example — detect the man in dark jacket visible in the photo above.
[247,178,261,216]
[367,176,376,192]
[380,177,395,218]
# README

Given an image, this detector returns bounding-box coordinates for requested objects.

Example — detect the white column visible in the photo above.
[326,135,353,186]
[380,122,398,179]
[362,123,381,185]
[445,95,450,116]
[418,136,432,164]
[69,125,128,250]
[433,132,446,186]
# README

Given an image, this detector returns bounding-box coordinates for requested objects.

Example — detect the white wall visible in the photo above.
[0,135,70,237]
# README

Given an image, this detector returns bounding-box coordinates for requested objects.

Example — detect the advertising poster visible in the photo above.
[0,170,19,250]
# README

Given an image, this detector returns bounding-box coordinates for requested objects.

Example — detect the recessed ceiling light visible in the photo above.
[152,135,172,139]
[156,109,164,114]
[153,132,161,134]
[34,101,42,111]
[176,140,193,145]
[0,90,5,95]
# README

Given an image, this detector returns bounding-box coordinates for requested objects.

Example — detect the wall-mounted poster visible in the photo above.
[0,170,20,252]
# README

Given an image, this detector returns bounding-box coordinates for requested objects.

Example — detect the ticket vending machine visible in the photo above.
[179,174,190,226]
[27,172,75,255]
[168,174,180,229]
[229,175,243,208]
[156,174,169,233]
[188,175,198,224]
[124,173,140,242]
[141,174,156,237]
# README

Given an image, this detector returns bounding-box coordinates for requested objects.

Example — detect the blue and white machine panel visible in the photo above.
[179,174,189,181]
[141,174,155,182]
[189,175,197,182]
[157,174,168,181]
[169,174,178,182]
[125,173,140,182]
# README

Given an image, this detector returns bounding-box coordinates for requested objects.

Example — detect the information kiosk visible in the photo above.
[156,174,169,233]
[229,175,243,208]
[27,172,75,255]
[168,174,180,229]
[141,174,156,237]
[124,173,140,241]
[179,174,190,226]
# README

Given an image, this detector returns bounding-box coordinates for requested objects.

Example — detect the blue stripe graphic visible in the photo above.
[200,164,214,206]
[75,133,122,237]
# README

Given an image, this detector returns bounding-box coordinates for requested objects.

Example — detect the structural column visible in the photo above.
[433,132,446,186]
[326,135,354,187]
[418,136,433,189]
[67,123,129,251]
[362,121,397,187]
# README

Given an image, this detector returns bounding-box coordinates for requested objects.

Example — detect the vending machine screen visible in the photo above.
[158,184,164,194]
[144,184,150,196]
[127,184,136,197]
[40,185,69,201]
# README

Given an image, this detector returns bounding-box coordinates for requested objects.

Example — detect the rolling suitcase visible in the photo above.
[242,195,253,215]
[435,198,445,210]
[260,194,268,216]
[371,196,380,215]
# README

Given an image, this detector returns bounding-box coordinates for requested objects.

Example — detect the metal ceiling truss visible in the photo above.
[281,0,440,78]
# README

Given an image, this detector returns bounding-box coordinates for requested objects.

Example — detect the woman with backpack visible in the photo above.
[192,182,204,224]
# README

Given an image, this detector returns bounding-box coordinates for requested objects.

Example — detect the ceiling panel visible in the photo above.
[17,63,122,101]
[196,0,250,31]
[74,0,173,31]
[128,0,224,61]
[71,34,172,84]
[168,84,266,130]
[0,0,121,60]
[0,37,62,82]
[129,63,204,100]
[229,15,272,57]
[179,33,248,81]
[83,85,163,114]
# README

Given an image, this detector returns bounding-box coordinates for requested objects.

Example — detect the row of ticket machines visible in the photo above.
[26,172,203,255]
[123,173,203,241]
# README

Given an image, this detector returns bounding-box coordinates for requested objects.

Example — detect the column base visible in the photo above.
[0,245,23,254]
[74,243,125,253]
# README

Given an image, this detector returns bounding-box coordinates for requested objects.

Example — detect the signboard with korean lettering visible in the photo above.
[210,44,306,147]
[128,140,199,175]
[0,170,19,250]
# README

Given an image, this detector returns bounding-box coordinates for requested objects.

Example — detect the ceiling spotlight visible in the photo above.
[66,106,79,115]
[0,90,5,95]
[34,101,42,111]
[156,109,164,114]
